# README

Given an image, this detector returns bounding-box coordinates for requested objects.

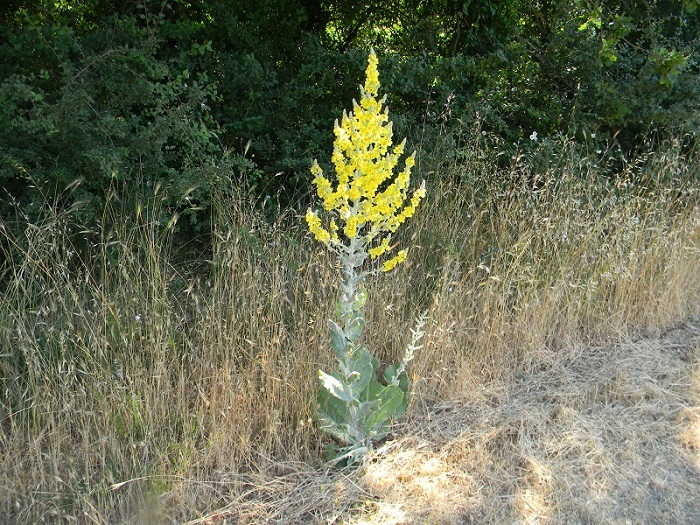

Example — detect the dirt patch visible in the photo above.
[193,318,700,524]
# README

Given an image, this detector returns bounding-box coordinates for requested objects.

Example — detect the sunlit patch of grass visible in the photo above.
[359,448,476,522]
[515,487,551,525]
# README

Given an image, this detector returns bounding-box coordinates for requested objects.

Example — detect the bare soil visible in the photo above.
[191,317,700,525]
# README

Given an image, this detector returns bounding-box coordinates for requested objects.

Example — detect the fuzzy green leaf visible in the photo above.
[347,345,374,398]
[318,369,353,402]
[383,364,409,394]
[347,316,365,343]
[317,386,352,444]
[328,319,348,360]
[362,384,405,437]
[317,370,360,444]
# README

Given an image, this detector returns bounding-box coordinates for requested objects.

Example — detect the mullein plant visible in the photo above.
[306,49,427,466]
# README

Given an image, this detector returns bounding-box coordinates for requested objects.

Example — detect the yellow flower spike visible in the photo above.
[405,152,415,168]
[329,219,340,244]
[306,49,423,274]
[348,186,361,201]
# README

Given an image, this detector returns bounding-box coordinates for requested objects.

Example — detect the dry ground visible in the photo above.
[189,316,700,525]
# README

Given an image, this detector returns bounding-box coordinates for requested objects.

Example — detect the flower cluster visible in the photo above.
[306,50,425,272]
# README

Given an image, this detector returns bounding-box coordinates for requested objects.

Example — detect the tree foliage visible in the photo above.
[0,0,698,230]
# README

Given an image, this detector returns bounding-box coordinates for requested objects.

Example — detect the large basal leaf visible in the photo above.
[347,345,374,398]
[317,379,352,444]
[362,384,405,438]
[324,442,369,467]
[317,410,351,444]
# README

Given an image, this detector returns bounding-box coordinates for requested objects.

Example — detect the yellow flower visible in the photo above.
[306,210,331,245]
[369,237,391,258]
[363,50,380,96]
[306,49,425,272]
[382,250,407,272]
[344,215,359,239]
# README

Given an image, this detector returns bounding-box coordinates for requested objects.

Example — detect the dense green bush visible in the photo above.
[500,1,699,143]
[0,7,235,232]
[0,0,698,232]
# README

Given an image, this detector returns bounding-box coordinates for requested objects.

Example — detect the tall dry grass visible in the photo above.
[1,137,699,523]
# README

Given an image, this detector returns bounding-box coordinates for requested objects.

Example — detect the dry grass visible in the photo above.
[172,317,700,525]
[1,138,699,523]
